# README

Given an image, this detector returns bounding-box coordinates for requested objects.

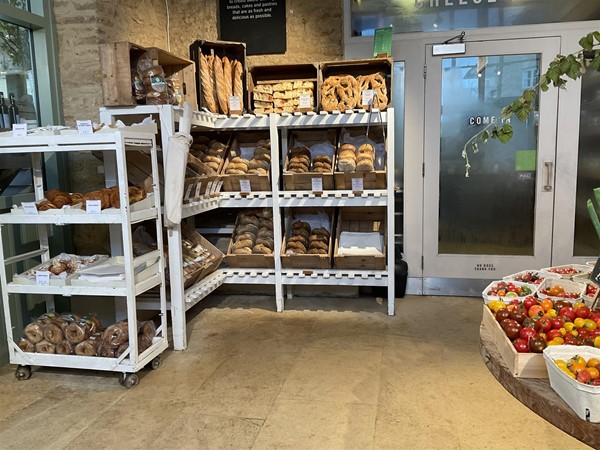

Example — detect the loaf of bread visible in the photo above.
[213,55,229,114]
[200,53,218,113]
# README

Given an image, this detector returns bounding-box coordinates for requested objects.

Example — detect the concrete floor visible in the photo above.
[0,294,591,450]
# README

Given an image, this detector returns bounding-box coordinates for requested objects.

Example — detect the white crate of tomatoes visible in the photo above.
[503,269,560,285]
[541,264,591,279]
[482,280,537,304]
[543,345,600,422]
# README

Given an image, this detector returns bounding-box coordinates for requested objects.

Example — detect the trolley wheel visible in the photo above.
[118,373,127,386]
[123,373,139,389]
[150,356,162,370]
[15,365,32,381]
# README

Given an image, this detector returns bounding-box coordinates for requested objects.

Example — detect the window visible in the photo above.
[521,68,539,89]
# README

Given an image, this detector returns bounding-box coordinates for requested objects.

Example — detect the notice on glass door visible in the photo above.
[219,0,286,55]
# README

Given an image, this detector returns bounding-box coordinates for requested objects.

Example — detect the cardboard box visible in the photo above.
[283,129,337,191]
[281,208,334,269]
[334,126,387,190]
[248,63,318,114]
[481,305,548,378]
[189,39,247,113]
[221,131,271,192]
[319,57,393,112]
[100,41,197,108]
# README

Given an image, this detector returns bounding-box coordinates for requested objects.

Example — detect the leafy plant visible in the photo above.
[588,188,600,242]
[462,32,600,177]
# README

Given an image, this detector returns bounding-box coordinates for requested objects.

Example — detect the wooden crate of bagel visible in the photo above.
[226,208,275,268]
[319,58,392,113]
[184,133,230,200]
[221,131,271,192]
[283,129,337,191]
[249,63,318,114]
[333,207,386,270]
[281,208,334,269]
[334,126,386,190]
[189,39,246,115]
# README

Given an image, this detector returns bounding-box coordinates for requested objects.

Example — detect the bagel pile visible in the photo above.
[337,142,376,172]
[286,145,333,174]
[18,313,157,357]
[230,209,274,255]
[189,135,228,173]
[285,220,330,255]
[225,139,271,176]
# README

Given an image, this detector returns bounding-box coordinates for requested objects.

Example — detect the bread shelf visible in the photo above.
[99,104,395,352]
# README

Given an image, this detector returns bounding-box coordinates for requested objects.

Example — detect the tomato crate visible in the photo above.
[543,345,600,422]
[481,280,538,304]
[503,269,560,286]
[541,264,592,279]
[537,278,586,303]
[481,305,548,378]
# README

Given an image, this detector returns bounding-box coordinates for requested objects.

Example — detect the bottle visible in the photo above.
[0,92,10,128]
[9,94,20,125]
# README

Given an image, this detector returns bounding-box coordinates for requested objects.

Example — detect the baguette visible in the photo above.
[233,59,244,110]
[200,53,218,113]
[223,56,233,103]
[213,55,229,114]
[208,55,220,113]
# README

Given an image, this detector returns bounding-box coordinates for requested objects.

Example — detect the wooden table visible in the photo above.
[480,325,600,449]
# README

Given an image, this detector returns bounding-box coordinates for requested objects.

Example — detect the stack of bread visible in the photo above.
[320,72,388,112]
[253,80,315,114]
[38,186,146,211]
[225,139,271,175]
[230,209,274,255]
[286,146,333,174]
[337,142,375,172]
[199,53,244,114]
[285,220,330,255]
[189,136,228,173]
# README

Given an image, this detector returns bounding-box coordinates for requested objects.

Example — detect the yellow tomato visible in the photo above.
[587,367,600,380]
[595,336,600,348]
[559,327,567,336]
[573,317,586,328]
[573,302,586,310]
[541,299,553,312]
[547,338,564,346]
[583,319,597,330]
[561,367,576,379]
[587,358,600,369]
[546,309,557,318]
[555,359,567,369]
[570,355,586,365]
[564,322,575,332]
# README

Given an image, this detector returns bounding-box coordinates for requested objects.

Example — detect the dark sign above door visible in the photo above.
[218,0,286,56]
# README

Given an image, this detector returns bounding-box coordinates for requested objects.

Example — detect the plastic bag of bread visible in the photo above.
[137,53,169,105]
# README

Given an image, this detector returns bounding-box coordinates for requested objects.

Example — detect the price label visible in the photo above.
[239,179,252,193]
[229,96,241,113]
[311,177,323,192]
[184,183,193,200]
[362,89,375,108]
[21,202,38,215]
[194,181,202,198]
[299,95,312,109]
[76,120,93,134]
[35,270,50,286]
[12,123,27,137]
[351,177,364,192]
[85,199,102,214]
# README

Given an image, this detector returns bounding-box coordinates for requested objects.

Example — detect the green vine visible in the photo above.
[462,32,600,177]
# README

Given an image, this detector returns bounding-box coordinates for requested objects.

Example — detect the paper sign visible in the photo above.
[85,200,102,214]
[351,177,364,192]
[239,179,252,193]
[299,95,312,109]
[373,26,393,57]
[76,120,93,134]
[311,178,323,192]
[21,202,38,215]
[35,270,50,286]
[12,123,27,137]
[229,96,241,113]
[362,90,375,107]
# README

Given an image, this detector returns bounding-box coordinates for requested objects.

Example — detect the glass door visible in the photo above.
[423,38,560,281]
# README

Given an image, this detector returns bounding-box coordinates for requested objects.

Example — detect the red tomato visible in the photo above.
[559,307,576,322]
[575,306,591,319]
[535,317,552,333]
[523,296,538,311]
[528,305,545,318]
[550,317,565,330]
[519,327,537,341]
[513,338,529,353]
[546,329,562,340]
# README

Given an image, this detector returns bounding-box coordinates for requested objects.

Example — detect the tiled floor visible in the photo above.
[0,295,591,450]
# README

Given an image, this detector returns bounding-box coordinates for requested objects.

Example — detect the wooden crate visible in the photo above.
[333,207,386,270]
[281,208,334,269]
[319,57,393,112]
[481,305,548,378]
[248,63,318,114]
[189,39,247,113]
[282,129,337,191]
[226,210,274,268]
[180,222,224,288]
[334,126,387,190]
[100,41,197,108]
[221,131,271,192]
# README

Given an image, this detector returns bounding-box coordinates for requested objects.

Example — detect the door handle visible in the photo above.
[543,161,553,192]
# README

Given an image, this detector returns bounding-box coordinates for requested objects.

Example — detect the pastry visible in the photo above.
[313,155,332,164]
[232,246,252,255]
[252,244,272,254]
[321,75,360,112]
[35,340,56,354]
[102,321,128,347]
[309,240,328,252]
[357,72,388,110]
[237,223,259,235]
[65,320,90,344]
[248,168,268,175]
[286,241,307,253]
[96,342,115,358]
[255,236,274,249]
[24,322,43,344]
[239,215,260,227]
[254,84,273,94]
[356,159,375,172]
[233,239,254,250]
[45,189,71,208]
[308,248,328,255]
[36,200,56,211]
[43,322,64,345]
[18,338,34,353]
[75,339,97,356]
[56,340,74,355]
[309,234,329,244]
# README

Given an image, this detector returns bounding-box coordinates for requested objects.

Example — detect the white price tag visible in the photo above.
[311,177,323,192]
[184,183,193,200]
[85,199,102,214]
[35,270,50,286]
[362,89,375,107]
[12,123,27,137]
[239,179,252,193]
[229,95,241,112]
[76,119,93,134]
[299,95,312,109]
[21,202,38,215]
[351,177,364,192]
[194,181,202,198]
